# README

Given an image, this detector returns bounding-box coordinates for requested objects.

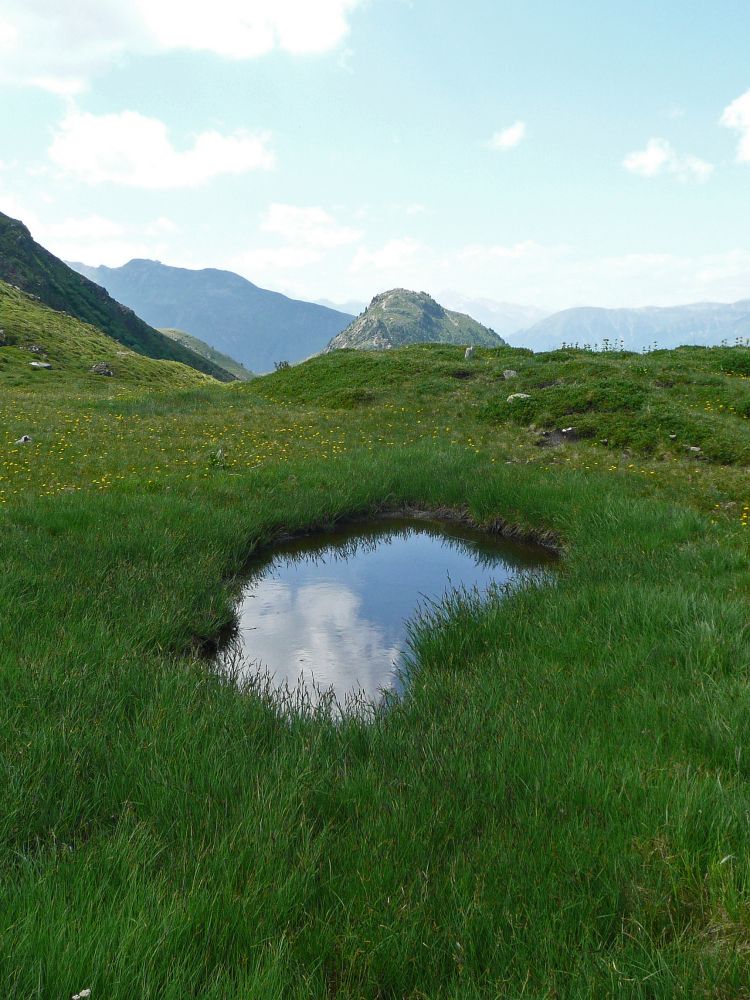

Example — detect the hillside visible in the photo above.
[70,258,354,373]
[159,328,254,381]
[0,280,214,390]
[514,300,750,352]
[0,212,232,381]
[324,288,505,352]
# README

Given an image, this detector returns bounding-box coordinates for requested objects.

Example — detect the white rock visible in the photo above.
[503,369,518,379]
[506,393,530,402]
[464,346,475,360]
[30,361,52,369]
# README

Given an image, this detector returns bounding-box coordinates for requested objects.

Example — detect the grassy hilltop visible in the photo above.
[325,288,504,351]
[1,320,750,996]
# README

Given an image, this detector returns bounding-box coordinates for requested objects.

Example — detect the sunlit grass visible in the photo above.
[1,334,750,996]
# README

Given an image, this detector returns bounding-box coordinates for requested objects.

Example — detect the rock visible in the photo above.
[90,362,114,376]
[535,428,578,448]
[507,392,530,402]
[503,369,518,379]
[15,435,31,444]
[669,433,677,440]
[29,361,52,369]
[27,344,45,355]
[688,445,702,454]
[464,346,475,360]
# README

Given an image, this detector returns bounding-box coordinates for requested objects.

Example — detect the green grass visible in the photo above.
[1,335,750,997]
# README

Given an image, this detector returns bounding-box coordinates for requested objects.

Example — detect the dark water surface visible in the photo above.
[220,518,555,707]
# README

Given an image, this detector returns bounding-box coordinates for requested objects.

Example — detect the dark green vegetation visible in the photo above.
[0,212,232,380]
[1,326,750,997]
[325,288,505,352]
[70,258,354,372]
[159,328,254,381]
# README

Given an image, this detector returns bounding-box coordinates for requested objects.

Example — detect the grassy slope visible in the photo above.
[0,212,233,381]
[159,327,254,381]
[0,281,214,392]
[1,340,750,997]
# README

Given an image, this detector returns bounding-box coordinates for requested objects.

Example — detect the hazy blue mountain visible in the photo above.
[325,288,506,352]
[70,259,355,372]
[438,292,549,338]
[316,297,368,316]
[512,301,750,352]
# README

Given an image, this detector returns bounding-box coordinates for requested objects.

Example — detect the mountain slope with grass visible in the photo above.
[515,299,750,352]
[2,340,750,995]
[159,328,254,381]
[70,258,355,373]
[0,280,215,391]
[325,288,506,352]
[0,212,233,381]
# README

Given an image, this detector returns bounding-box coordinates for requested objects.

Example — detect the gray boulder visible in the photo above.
[90,362,114,376]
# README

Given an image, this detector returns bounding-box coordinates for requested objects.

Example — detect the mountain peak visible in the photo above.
[325,288,505,352]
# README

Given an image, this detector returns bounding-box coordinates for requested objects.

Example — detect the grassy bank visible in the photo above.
[1,342,750,997]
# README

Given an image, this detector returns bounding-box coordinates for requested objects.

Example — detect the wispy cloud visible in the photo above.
[0,0,365,91]
[350,237,426,272]
[49,109,275,188]
[487,121,527,151]
[720,89,750,163]
[260,204,362,249]
[623,138,713,181]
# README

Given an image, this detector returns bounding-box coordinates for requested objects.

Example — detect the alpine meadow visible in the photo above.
[2,1,750,997]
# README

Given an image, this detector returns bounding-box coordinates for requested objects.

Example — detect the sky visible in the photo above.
[0,0,749,311]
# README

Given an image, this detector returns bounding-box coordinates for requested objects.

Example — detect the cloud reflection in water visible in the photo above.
[223,519,554,707]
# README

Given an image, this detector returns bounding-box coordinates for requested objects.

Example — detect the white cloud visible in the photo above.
[623,138,713,181]
[720,90,750,163]
[487,121,527,151]
[0,192,178,266]
[260,204,362,249]
[48,109,275,188]
[458,240,556,262]
[138,0,362,58]
[0,1,364,91]
[231,578,401,705]
[0,19,18,50]
[233,246,323,273]
[351,237,425,272]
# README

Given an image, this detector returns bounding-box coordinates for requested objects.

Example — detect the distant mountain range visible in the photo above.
[325,289,505,352]
[438,293,549,338]
[70,259,354,373]
[60,246,750,362]
[316,297,368,317]
[0,212,233,381]
[513,301,750,352]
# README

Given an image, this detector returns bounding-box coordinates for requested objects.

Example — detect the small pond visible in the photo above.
[218,517,555,708]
